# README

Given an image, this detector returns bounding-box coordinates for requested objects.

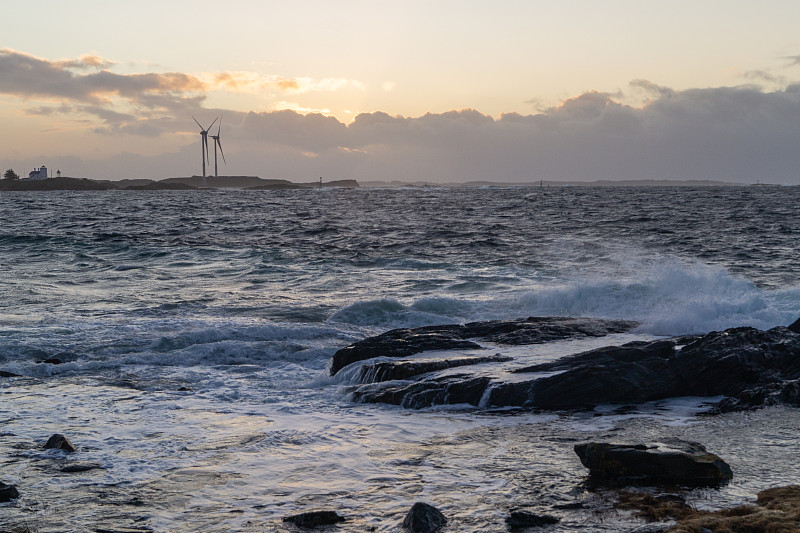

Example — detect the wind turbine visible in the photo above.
[193,116,217,187]
[210,117,226,178]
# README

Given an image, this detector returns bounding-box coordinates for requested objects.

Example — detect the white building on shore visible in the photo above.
[28,165,49,180]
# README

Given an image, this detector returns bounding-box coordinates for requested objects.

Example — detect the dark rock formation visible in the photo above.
[0,370,22,377]
[331,317,637,375]
[574,440,732,486]
[358,354,512,383]
[353,375,492,409]
[45,434,77,452]
[505,510,559,529]
[0,481,19,502]
[346,318,800,412]
[712,378,800,413]
[282,510,346,528]
[402,502,447,532]
[789,317,800,334]
[332,328,481,376]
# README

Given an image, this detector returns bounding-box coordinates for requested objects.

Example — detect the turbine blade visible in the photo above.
[193,116,203,129]
[218,139,226,163]
[217,114,223,136]
[207,117,218,131]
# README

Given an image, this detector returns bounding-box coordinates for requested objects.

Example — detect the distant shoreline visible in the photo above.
[0,176,781,192]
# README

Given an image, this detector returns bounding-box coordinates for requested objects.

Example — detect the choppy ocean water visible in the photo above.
[0,185,798,531]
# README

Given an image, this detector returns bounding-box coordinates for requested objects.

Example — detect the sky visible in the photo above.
[1,0,799,183]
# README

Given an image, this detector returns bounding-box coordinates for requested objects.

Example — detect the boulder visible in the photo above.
[0,370,22,378]
[574,440,732,486]
[505,510,559,529]
[282,510,346,528]
[402,502,447,532]
[788,317,800,334]
[330,317,637,375]
[45,433,77,452]
[0,481,19,502]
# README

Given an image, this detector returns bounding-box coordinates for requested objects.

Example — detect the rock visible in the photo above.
[331,328,481,376]
[353,375,492,408]
[282,510,346,528]
[358,354,512,383]
[788,317,800,334]
[0,481,19,502]
[713,378,800,412]
[0,370,22,377]
[402,502,447,532]
[616,485,800,532]
[38,358,63,364]
[505,510,559,529]
[45,433,77,452]
[60,462,103,473]
[574,440,732,486]
[330,317,637,375]
[349,323,800,412]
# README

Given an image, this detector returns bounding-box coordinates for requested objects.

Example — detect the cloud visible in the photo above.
[0,48,206,105]
[209,84,800,184]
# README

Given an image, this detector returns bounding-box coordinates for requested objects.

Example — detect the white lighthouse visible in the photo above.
[28,165,48,180]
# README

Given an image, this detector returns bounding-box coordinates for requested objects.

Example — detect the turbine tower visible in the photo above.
[210,117,226,178]
[193,116,217,187]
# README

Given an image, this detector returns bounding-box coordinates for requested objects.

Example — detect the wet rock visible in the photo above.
[353,375,491,408]
[0,370,22,377]
[402,502,447,532]
[350,323,800,411]
[37,358,63,365]
[61,462,103,473]
[0,481,19,502]
[713,378,800,412]
[788,316,800,334]
[616,485,800,532]
[330,316,637,375]
[358,354,512,383]
[490,326,800,411]
[574,440,732,486]
[45,433,77,452]
[505,510,559,529]
[331,328,481,376]
[282,510,346,528]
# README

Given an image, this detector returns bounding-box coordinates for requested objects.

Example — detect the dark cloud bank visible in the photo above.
[2,48,799,183]
[218,85,800,184]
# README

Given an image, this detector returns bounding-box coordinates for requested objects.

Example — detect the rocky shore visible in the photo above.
[334,316,800,413]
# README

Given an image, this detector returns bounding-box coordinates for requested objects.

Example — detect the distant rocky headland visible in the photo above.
[0,175,360,191]
[0,175,779,192]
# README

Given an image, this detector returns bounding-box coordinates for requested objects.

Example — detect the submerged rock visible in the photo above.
[45,433,77,452]
[574,440,732,486]
[0,481,19,502]
[0,370,22,377]
[505,510,559,529]
[60,462,103,473]
[402,502,447,532]
[331,316,637,375]
[282,510,346,528]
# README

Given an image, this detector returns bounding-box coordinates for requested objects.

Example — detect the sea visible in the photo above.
[0,185,798,532]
